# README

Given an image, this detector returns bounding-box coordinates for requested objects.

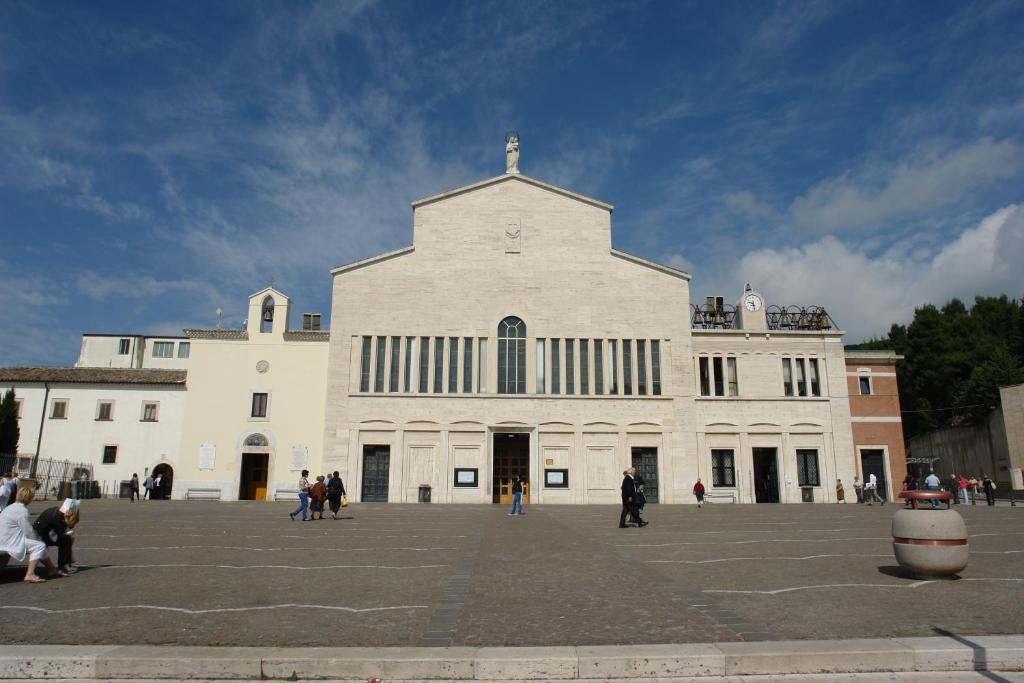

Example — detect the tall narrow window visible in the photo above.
[795,358,807,397]
[498,317,526,394]
[594,340,604,395]
[478,338,487,392]
[808,359,821,396]
[251,392,268,418]
[711,449,735,487]
[699,357,711,396]
[260,296,274,333]
[551,339,561,394]
[608,340,617,394]
[433,336,444,393]
[622,340,633,395]
[102,445,118,464]
[797,449,820,486]
[118,338,131,355]
[360,336,372,392]
[448,336,459,393]
[579,339,589,395]
[141,402,159,422]
[536,339,546,394]
[726,356,738,396]
[389,337,401,392]
[565,339,575,395]
[782,358,793,397]
[374,336,386,392]
[419,336,430,393]
[637,340,648,396]
[404,337,414,392]
[463,337,474,393]
[177,342,190,358]
[859,375,871,395]
[650,340,661,396]
[712,356,724,396]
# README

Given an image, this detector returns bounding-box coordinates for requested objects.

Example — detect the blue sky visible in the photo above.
[2,0,1023,365]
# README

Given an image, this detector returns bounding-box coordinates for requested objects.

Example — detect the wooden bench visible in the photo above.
[185,488,222,500]
[274,489,299,501]
[704,490,736,503]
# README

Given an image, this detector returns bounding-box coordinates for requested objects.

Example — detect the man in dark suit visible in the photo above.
[619,467,647,528]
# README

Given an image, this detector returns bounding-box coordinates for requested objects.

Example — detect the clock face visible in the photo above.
[744,294,762,311]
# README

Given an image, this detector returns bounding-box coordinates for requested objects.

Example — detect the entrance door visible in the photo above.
[752,448,780,503]
[492,433,530,504]
[861,449,888,502]
[238,453,269,500]
[151,463,174,500]
[361,445,391,502]
[631,447,659,503]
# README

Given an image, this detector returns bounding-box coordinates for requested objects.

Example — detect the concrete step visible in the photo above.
[1,636,1022,680]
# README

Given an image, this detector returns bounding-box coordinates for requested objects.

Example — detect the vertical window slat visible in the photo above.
[608,339,617,395]
[580,339,589,395]
[565,339,575,395]
[389,337,401,392]
[359,336,372,392]
[419,336,430,393]
[622,340,633,395]
[433,337,444,393]
[594,340,604,395]
[463,337,473,393]
[551,339,561,395]
[637,339,647,396]
[448,336,459,393]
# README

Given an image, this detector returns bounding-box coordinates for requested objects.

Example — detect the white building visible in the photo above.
[76,333,191,370]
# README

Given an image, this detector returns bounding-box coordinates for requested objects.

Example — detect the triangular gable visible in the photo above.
[411,174,613,212]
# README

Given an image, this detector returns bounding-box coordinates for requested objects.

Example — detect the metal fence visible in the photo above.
[0,454,95,501]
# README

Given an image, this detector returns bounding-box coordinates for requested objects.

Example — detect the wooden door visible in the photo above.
[361,445,391,502]
[492,434,529,504]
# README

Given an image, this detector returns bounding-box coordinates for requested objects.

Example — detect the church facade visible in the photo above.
[320,170,862,505]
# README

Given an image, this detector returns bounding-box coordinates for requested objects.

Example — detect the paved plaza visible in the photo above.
[2,499,1022,648]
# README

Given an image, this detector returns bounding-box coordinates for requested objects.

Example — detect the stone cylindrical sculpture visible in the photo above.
[893,491,968,579]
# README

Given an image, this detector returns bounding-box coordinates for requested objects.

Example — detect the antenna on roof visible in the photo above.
[216,308,224,330]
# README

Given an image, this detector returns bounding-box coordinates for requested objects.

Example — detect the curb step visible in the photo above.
[1,636,1022,680]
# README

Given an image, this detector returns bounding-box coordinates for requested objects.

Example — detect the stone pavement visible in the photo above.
[1,499,1022,648]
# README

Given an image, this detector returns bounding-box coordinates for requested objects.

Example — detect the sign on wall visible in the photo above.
[198,443,216,470]
[290,445,309,471]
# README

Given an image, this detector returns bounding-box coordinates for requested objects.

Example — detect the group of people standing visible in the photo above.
[900,472,998,506]
[126,473,165,501]
[290,470,347,521]
[839,474,886,504]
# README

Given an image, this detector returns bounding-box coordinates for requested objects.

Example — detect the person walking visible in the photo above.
[129,474,140,502]
[982,474,996,506]
[308,476,327,520]
[902,474,916,508]
[853,475,864,504]
[289,470,311,521]
[142,474,153,500]
[948,474,959,505]
[924,471,941,508]
[865,473,885,505]
[693,478,705,508]
[958,474,970,505]
[508,474,524,516]
[836,478,845,503]
[153,474,163,500]
[619,468,646,528]
[326,471,346,519]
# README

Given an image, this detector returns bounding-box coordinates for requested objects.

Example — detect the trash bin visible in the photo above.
[801,486,814,503]
[418,485,431,503]
[119,481,133,498]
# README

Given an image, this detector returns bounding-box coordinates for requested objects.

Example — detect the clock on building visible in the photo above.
[743,293,763,311]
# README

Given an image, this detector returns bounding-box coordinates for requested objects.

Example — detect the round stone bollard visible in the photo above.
[893,490,968,579]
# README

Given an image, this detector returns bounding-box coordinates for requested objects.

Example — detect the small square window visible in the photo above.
[50,399,68,419]
[251,392,268,418]
[152,341,173,358]
[118,338,131,355]
[102,445,118,464]
[177,342,190,358]
[859,376,872,395]
[96,401,113,421]
[141,402,159,422]
[302,313,322,331]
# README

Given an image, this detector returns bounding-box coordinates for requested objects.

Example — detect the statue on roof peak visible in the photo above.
[505,131,520,175]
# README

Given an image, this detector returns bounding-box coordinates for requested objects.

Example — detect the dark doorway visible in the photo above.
[631,447,659,503]
[860,449,888,502]
[492,433,529,504]
[151,463,174,500]
[361,445,391,502]
[238,453,269,500]
[752,448,779,503]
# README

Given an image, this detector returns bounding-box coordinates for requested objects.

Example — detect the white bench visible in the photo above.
[274,489,299,501]
[185,488,222,500]
[704,491,736,503]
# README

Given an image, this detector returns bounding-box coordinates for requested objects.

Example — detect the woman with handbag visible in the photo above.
[326,471,346,519]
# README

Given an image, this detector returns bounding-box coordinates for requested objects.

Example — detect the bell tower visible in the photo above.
[736,283,767,331]
[246,287,292,337]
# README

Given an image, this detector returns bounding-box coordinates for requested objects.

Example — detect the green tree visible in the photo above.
[0,388,19,456]
[953,348,1024,425]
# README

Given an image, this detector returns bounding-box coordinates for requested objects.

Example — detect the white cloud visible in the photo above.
[790,138,1024,232]
[734,204,1024,341]
[724,190,777,220]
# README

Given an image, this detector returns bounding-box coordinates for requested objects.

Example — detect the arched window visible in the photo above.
[244,433,269,447]
[260,296,274,333]
[497,316,526,394]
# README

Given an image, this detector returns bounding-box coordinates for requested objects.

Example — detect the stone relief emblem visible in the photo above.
[505,219,521,253]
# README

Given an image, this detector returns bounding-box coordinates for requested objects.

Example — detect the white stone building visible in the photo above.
[76,333,191,370]
[320,170,861,505]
